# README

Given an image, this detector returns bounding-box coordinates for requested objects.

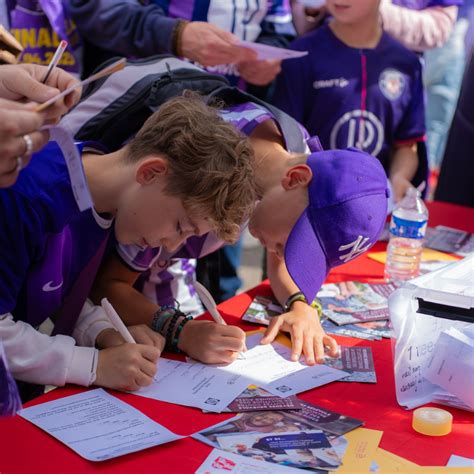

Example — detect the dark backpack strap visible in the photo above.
[207,86,307,154]
[52,234,110,336]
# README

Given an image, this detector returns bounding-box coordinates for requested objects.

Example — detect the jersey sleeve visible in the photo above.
[394,58,427,146]
[273,40,312,125]
[0,189,43,315]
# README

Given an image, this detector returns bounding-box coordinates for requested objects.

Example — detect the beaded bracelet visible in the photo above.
[170,315,193,353]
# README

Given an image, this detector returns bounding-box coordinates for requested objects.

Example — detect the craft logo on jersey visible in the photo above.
[330,110,384,156]
[379,68,405,101]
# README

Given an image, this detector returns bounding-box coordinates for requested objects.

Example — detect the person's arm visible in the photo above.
[237,1,296,87]
[66,0,254,66]
[66,0,178,57]
[0,313,97,387]
[380,1,458,52]
[389,143,419,202]
[261,252,339,364]
[91,251,246,364]
[392,57,426,198]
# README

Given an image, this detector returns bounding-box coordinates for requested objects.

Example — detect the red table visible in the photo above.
[1,202,473,473]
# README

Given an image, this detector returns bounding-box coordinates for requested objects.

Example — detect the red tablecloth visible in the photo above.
[1,202,473,473]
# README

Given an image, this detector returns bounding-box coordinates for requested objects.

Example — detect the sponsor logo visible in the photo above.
[313,77,349,90]
[42,280,63,292]
[330,109,384,156]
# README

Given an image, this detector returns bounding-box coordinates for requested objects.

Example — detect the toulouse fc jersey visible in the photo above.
[0,142,112,333]
[274,24,427,177]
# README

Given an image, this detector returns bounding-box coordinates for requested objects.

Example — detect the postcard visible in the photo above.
[324,346,377,383]
[195,448,307,473]
[193,402,362,449]
[226,386,302,412]
[317,282,396,326]
[216,430,340,472]
[242,296,283,326]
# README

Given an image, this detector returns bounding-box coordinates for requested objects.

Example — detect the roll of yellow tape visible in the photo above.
[412,407,453,436]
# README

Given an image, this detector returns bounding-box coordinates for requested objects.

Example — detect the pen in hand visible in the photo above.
[193,281,247,359]
[101,298,159,382]
[41,40,68,84]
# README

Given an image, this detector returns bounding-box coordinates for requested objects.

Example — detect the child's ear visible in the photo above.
[136,157,168,184]
[281,164,312,190]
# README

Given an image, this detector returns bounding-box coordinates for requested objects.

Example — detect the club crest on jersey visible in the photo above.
[379,68,405,100]
[330,109,384,156]
[338,235,371,262]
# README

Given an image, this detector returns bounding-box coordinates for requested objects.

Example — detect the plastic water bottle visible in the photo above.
[384,187,429,282]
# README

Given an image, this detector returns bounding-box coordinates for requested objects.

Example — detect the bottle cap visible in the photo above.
[412,407,453,436]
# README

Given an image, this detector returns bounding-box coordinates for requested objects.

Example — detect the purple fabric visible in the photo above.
[285,149,389,303]
[0,142,110,333]
[0,343,21,417]
[392,0,463,8]
[9,0,82,75]
[274,25,427,177]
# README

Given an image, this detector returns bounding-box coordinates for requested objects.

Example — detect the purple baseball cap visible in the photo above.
[284,148,389,303]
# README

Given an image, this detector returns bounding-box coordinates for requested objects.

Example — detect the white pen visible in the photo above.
[101,297,136,343]
[101,298,159,382]
[193,281,247,359]
[41,40,68,84]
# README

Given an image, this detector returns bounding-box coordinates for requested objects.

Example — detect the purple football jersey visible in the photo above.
[274,25,426,175]
[9,0,83,75]
[0,142,111,333]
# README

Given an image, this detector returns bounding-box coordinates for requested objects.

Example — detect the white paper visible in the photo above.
[18,389,182,461]
[136,334,346,411]
[447,454,474,467]
[49,126,94,211]
[136,358,251,413]
[195,448,303,474]
[237,40,308,61]
[218,334,347,397]
[425,326,474,409]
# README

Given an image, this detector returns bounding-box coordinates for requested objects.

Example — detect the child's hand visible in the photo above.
[96,325,165,351]
[178,320,246,364]
[95,343,160,391]
[260,301,339,365]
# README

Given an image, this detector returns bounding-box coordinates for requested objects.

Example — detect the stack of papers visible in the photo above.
[135,333,347,412]
[243,282,397,341]
[194,401,364,472]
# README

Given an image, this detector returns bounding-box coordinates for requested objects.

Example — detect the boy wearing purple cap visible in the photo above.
[274,0,428,203]
[92,107,388,366]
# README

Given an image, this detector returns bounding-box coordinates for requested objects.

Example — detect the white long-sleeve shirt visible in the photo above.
[0,300,114,387]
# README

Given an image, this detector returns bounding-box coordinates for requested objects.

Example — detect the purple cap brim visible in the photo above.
[284,209,329,304]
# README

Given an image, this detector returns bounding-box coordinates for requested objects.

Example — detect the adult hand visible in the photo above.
[260,301,339,364]
[0,63,81,122]
[178,320,246,364]
[180,22,256,66]
[95,343,160,391]
[0,98,48,187]
[237,59,281,86]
